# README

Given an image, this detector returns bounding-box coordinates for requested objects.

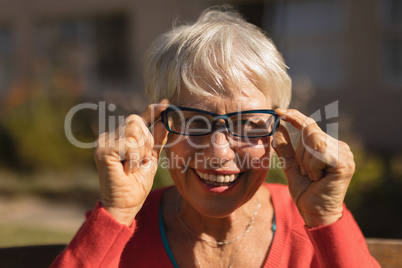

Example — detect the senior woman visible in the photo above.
[52,7,379,268]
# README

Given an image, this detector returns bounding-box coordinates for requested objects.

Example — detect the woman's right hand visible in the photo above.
[94,99,169,226]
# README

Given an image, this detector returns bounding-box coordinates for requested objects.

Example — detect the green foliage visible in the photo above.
[266,153,287,185]
[345,149,385,210]
[153,167,174,190]
[152,151,174,190]
[0,93,95,172]
[0,224,75,247]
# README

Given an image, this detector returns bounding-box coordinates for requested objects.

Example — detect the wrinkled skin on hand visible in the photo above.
[273,109,355,227]
[94,99,169,226]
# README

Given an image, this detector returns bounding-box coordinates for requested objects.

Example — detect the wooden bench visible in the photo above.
[0,239,401,267]
[366,238,402,268]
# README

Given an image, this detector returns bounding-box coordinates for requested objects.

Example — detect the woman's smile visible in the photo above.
[196,170,239,185]
[192,168,243,194]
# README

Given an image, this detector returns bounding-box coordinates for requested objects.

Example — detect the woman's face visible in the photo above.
[165,80,274,217]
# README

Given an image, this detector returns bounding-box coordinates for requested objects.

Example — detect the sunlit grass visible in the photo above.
[0,225,74,247]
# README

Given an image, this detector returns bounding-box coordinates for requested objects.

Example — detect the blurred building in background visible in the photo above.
[234,0,402,156]
[0,0,207,111]
[1,0,401,150]
[0,0,401,237]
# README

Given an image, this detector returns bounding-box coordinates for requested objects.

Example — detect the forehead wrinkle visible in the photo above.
[173,80,270,113]
[174,97,212,110]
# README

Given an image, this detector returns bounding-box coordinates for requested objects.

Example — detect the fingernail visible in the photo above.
[280,115,287,120]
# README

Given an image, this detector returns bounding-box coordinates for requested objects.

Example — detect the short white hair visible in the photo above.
[144,6,292,108]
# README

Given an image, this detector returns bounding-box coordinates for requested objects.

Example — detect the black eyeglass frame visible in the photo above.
[160,106,280,138]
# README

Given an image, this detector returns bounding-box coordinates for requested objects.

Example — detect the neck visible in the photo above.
[176,187,269,244]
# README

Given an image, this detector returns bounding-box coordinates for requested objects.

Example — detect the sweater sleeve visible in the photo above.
[304,207,380,268]
[50,201,136,268]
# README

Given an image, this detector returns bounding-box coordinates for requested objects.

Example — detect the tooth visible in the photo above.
[209,174,216,182]
[229,174,235,182]
[198,171,206,180]
[197,170,241,185]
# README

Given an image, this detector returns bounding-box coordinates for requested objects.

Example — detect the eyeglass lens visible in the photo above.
[166,109,276,137]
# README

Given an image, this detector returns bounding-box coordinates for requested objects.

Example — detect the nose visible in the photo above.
[201,130,236,166]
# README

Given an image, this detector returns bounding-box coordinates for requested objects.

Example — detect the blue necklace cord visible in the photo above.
[159,207,180,268]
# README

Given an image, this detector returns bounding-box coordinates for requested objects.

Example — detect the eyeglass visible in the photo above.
[160,106,280,138]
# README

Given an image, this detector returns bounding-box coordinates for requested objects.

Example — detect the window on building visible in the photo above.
[94,15,129,83]
[234,0,346,90]
[382,0,402,86]
[35,13,130,95]
[0,27,13,94]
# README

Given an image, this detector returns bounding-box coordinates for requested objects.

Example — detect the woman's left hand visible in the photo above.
[272,108,355,228]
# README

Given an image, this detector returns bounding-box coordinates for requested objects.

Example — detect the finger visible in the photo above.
[136,154,158,175]
[121,137,147,160]
[124,125,154,174]
[303,131,332,174]
[272,125,301,179]
[95,132,107,148]
[123,115,146,140]
[278,108,328,172]
[140,99,170,127]
[140,99,170,158]
[132,115,154,157]
[113,113,143,141]
[302,145,321,182]
[122,134,154,174]
[123,150,142,174]
[123,146,156,175]
[295,135,308,176]
[122,114,155,155]
[117,106,163,175]
[276,108,321,134]
[305,154,325,181]
[272,125,313,205]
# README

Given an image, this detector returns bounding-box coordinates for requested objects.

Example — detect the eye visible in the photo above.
[229,113,275,136]
[185,116,210,128]
[244,119,264,127]
[233,117,269,129]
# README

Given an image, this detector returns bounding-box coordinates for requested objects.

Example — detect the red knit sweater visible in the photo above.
[51,184,379,267]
